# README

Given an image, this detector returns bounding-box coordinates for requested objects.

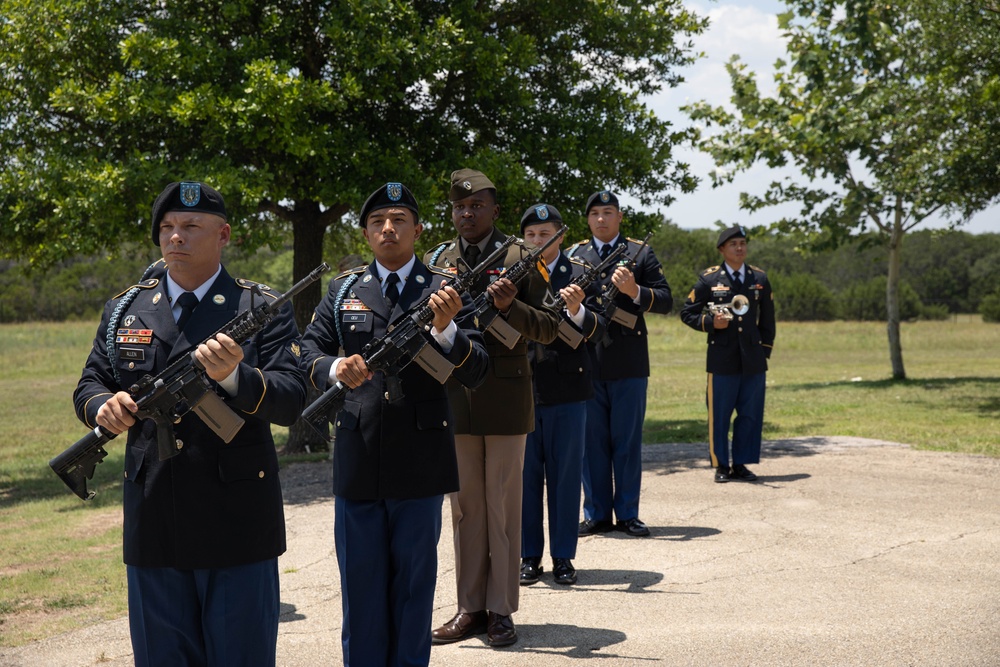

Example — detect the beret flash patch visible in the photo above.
[180,182,201,207]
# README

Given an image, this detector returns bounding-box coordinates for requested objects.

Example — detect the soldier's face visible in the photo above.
[522,222,562,265]
[719,237,748,267]
[587,205,622,244]
[451,191,498,245]
[364,207,421,270]
[159,211,229,286]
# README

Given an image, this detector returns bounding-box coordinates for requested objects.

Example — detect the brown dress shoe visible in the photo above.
[431,610,488,644]
[486,611,518,647]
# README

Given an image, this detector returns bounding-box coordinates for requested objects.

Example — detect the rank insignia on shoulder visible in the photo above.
[290,342,301,357]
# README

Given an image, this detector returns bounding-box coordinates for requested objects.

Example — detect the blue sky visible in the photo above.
[627,0,997,234]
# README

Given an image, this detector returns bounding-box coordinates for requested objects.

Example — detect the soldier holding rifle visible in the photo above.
[73,181,306,667]
[299,183,488,667]
[570,190,673,539]
[426,169,560,648]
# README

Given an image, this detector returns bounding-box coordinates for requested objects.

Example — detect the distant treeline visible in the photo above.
[2,226,999,324]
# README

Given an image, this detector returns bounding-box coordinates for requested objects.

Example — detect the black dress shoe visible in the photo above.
[730,464,758,482]
[486,612,517,647]
[519,557,542,586]
[578,519,615,536]
[431,610,488,644]
[715,466,732,483]
[616,518,651,537]
[552,558,577,585]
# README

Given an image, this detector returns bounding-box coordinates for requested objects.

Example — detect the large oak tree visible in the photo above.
[2,0,706,446]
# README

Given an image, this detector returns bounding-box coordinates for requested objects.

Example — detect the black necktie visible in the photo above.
[384,272,400,309]
[464,244,481,269]
[732,270,743,290]
[175,292,199,330]
[600,244,613,260]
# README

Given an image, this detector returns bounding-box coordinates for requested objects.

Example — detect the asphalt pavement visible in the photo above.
[2,436,998,667]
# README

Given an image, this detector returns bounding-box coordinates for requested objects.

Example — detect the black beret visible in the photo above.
[584,190,620,215]
[717,224,747,247]
[151,181,228,246]
[519,203,563,234]
[449,169,496,201]
[359,182,419,228]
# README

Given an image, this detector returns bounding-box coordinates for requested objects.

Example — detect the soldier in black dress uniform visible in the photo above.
[299,182,488,667]
[74,181,306,666]
[570,190,673,538]
[679,225,775,482]
[518,204,606,587]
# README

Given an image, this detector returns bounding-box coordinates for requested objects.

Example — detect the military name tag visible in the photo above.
[342,313,368,324]
[119,347,145,362]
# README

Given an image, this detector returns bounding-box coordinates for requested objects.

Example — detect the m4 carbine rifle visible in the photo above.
[547,241,628,349]
[470,225,567,349]
[598,231,653,332]
[301,226,566,440]
[300,237,518,440]
[50,262,332,500]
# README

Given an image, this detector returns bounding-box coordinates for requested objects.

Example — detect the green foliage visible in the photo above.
[0,0,707,264]
[682,0,1000,377]
[771,272,836,321]
[838,276,922,321]
[980,291,1000,323]
[919,303,951,321]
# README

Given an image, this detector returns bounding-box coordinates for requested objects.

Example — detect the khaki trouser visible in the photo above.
[449,433,527,616]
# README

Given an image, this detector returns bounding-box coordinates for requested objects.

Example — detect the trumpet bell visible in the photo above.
[731,294,750,316]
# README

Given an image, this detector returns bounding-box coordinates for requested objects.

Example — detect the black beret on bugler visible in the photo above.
[150,181,228,245]
[717,224,747,247]
[359,182,419,227]
[584,190,620,215]
[449,168,497,202]
[519,203,563,234]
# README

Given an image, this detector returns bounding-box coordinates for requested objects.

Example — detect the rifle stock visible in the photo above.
[51,262,331,500]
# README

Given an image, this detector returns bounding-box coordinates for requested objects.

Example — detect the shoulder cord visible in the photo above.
[428,243,448,267]
[106,260,160,387]
[333,273,360,351]
[565,243,579,259]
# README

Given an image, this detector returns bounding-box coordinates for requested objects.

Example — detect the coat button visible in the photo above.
[124,471,128,479]
[443,420,448,427]
[336,420,341,427]
[350,325,356,331]
[738,316,743,322]
[128,362,135,370]
[578,367,584,372]
[738,327,743,332]
[258,471,265,479]
[384,391,390,400]
[175,439,183,450]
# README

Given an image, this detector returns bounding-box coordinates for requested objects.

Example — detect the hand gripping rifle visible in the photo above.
[548,242,628,349]
[599,231,653,332]
[470,225,568,350]
[50,262,332,500]
[300,237,518,441]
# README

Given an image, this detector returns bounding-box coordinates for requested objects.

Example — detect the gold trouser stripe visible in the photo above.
[707,373,718,468]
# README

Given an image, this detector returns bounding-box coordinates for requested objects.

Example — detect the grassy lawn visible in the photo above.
[1,316,998,646]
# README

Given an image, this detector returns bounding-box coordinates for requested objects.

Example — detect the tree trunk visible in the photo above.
[886,200,906,380]
[285,206,334,453]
